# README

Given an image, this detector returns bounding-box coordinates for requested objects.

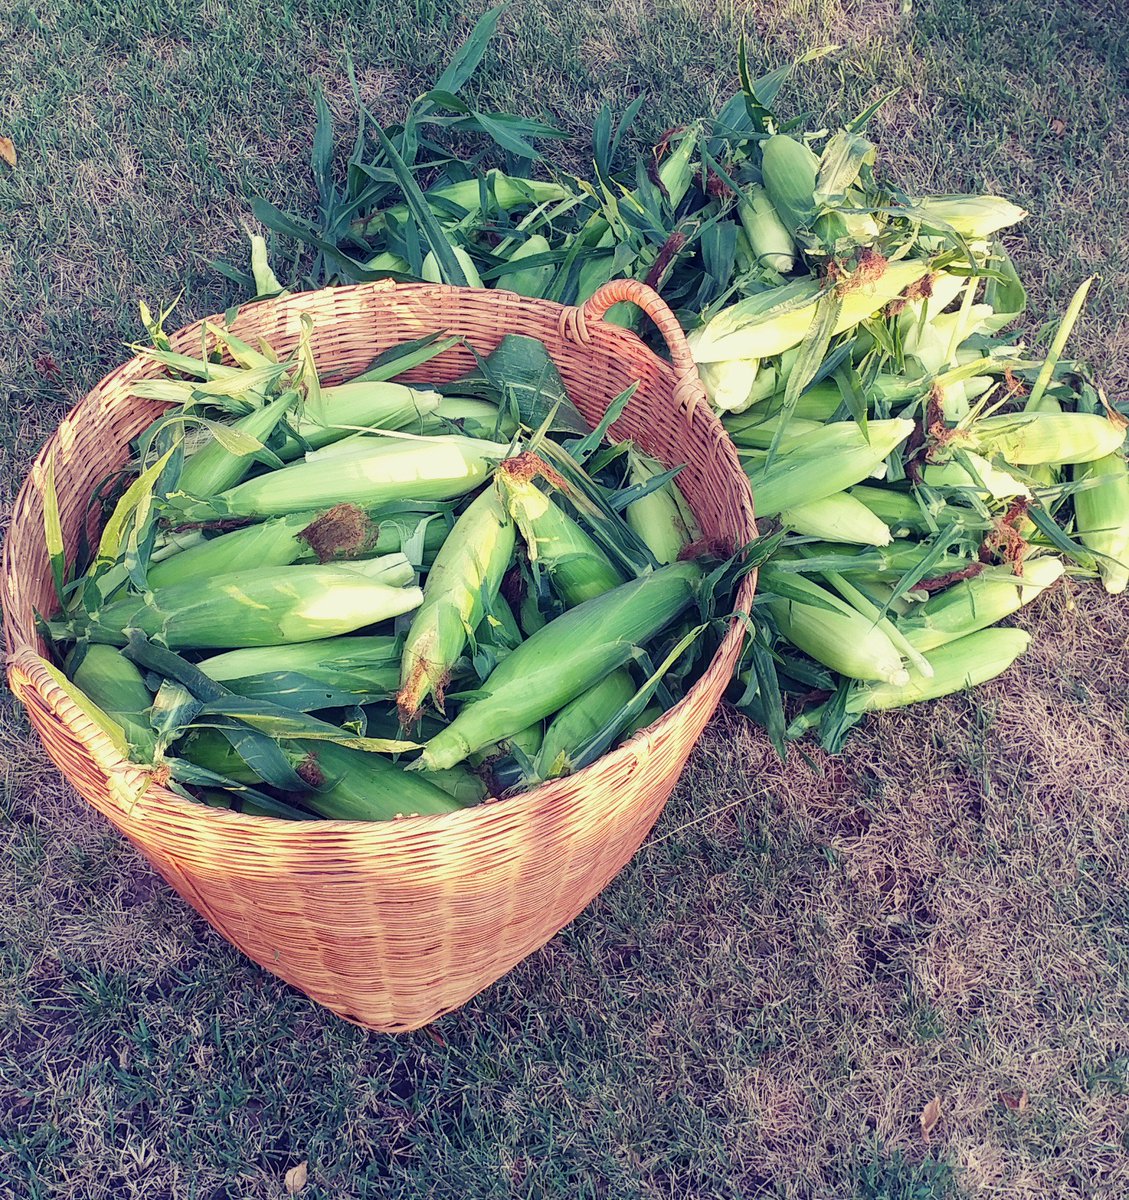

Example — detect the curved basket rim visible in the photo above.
[3,279,758,840]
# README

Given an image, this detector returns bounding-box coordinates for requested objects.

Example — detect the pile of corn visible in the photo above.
[238,23,1127,752]
[43,323,733,820]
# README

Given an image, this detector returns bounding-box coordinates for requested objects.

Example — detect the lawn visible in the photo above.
[2,0,1128,1197]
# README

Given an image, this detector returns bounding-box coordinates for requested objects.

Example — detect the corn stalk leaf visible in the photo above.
[765,290,843,468]
[434,4,507,95]
[350,333,462,383]
[42,457,67,610]
[814,130,876,207]
[164,758,313,819]
[732,619,787,758]
[92,447,176,577]
[370,124,469,286]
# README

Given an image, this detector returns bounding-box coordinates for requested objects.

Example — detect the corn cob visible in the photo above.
[495,460,626,606]
[500,234,554,297]
[86,556,423,649]
[1073,454,1129,594]
[355,172,572,236]
[364,250,411,274]
[296,741,464,819]
[759,568,909,685]
[197,636,401,693]
[421,765,489,805]
[41,660,132,759]
[624,447,701,564]
[537,668,635,779]
[178,392,296,497]
[180,732,464,819]
[418,562,701,770]
[845,627,1031,712]
[277,382,443,459]
[68,644,156,761]
[698,357,762,412]
[959,412,1125,466]
[185,434,510,519]
[146,513,316,589]
[419,397,519,441]
[901,557,1064,652]
[922,454,1031,500]
[760,134,879,247]
[778,491,893,546]
[724,412,824,450]
[912,196,1028,239]
[471,721,544,766]
[743,419,915,515]
[849,486,934,537]
[422,245,484,287]
[398,486,515,720]
[737,183,795,274]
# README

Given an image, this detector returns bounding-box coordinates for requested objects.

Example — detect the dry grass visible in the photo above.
[1,0,1128,1196]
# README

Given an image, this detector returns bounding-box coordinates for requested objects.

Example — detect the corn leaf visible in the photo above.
[350,333,462,383]
[43,457,67,610]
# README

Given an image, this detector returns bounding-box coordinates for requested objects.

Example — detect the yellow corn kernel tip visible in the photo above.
[421,245,484,287]
[911,195,1028,239]
[625,447,701,565]
[418,562,701,770]
[1074,453,1129,594]
[760,569,909,686]
[737,183,795,274]
[902,557,1064,653]
[397,486,515,722]
[779,491,893,547]
[964,412,1125,467]
[848,627,1031,713]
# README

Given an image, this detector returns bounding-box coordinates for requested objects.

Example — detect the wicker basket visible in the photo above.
[2,278,757,1032]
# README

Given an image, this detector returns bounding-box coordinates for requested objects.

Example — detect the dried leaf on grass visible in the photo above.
[284,1161,308,1194]
[0,137,15,168]
[920,1094,942,1143]
[999,1089,1029,1111]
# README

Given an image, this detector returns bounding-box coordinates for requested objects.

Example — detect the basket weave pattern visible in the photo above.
[3,279,757,1032]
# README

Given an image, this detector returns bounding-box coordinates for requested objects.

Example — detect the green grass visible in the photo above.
[2,1,1129,1197]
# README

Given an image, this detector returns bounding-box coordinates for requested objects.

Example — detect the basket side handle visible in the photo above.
[560,280,707,417]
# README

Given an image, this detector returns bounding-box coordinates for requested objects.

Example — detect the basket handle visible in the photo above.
[560,280,707,417]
